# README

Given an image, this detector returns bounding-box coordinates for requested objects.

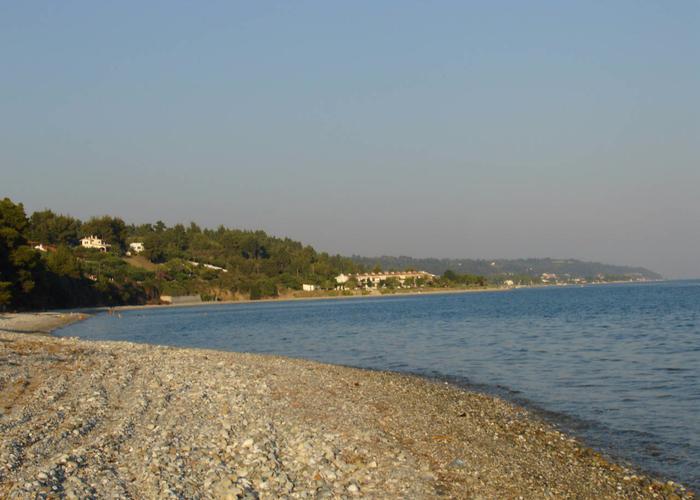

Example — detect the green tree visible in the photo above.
[81,216,128,253]
[0,198,42,308]
[442,269,458,282]
[171,223,188,253]
[385,277,399,289]
[143,233,167,263]
[27,209,81,245]
[46,246,82,279]
[0,282,11,306]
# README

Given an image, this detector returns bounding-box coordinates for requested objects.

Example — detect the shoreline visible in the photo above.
[0,280,640,330]
[102,279,664,312]
[8,278,659,317]
[107,285,515,312]
[0,310,694,497]
[0,330,693,498]
[0,303,677,485]
[3,286,511,320]
[0,311,89,336]
[2,288,505,335]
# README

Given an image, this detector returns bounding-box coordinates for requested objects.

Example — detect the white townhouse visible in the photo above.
[80,235,111,252]
[335,271,435,289]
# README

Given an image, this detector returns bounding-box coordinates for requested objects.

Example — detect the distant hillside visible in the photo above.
[350,256,662,281]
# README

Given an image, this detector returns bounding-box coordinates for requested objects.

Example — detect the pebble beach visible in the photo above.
[0,314,693,499]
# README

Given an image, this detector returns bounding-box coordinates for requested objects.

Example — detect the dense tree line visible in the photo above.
[2,197,502,311]
[0,197,362,310]
[123,221,362,300]
[439,270,487,287]
[1,199,145,310]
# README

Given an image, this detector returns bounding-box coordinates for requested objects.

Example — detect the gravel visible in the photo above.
[0,329,694,499]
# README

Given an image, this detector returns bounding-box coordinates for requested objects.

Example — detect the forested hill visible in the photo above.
[0,197,361,310]
[0,195,661,311]
[350,256,662,281]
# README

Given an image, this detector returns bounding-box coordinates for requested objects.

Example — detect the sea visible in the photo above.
[58,280,700,489]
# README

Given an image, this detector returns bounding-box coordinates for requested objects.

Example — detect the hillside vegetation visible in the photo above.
[0,198,360,310]
[1,197,660,311]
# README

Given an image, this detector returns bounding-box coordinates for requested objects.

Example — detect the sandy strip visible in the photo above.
[0,331,692,498]
[0,312,89,335]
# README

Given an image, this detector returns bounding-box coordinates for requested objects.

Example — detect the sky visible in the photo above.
[1,2,698,278]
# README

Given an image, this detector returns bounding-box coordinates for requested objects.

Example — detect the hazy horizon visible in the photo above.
[3,2,698,279]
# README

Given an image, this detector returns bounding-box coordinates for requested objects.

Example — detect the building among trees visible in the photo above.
[336,271,435,289]
[129,242,145,254]
[80,235,111,252]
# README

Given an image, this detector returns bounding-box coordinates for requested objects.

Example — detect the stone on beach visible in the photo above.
[0,329,693,499]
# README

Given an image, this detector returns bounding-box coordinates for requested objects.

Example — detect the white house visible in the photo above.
[129,242,145,254]
[80,235,110,252]
[302,284,316,292]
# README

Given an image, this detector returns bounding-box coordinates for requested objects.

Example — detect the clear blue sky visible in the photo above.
[2,1,698,277]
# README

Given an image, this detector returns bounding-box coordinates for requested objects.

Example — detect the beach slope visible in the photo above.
[0,330,692,499]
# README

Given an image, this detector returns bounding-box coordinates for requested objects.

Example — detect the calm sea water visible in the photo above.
[58,280,700,489]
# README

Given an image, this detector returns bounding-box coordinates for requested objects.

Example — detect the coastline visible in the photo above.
[0,281,642,332]
[0,289,695,498]
[93,279,663,313]
[1,280,659,319]
[111,285,514,312]
[0,311,89,336]
[0,318,693,497]
[0,288,503,332]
